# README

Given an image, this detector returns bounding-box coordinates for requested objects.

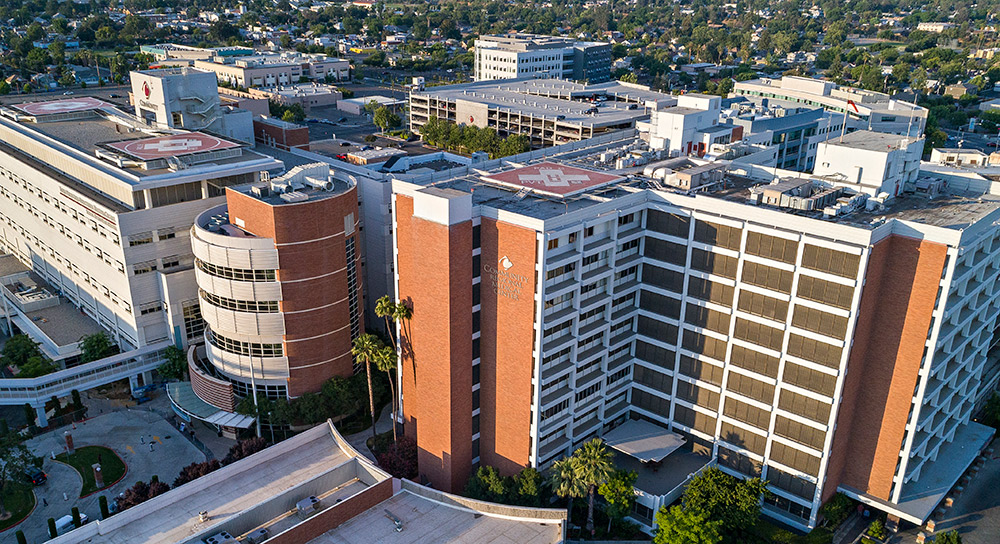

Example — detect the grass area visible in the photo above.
[749,519,834,544]
[0,481,36,530]
[56,446,127,497]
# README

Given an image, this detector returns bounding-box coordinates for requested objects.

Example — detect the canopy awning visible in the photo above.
[167,382,256,429]
[604,419,686,463]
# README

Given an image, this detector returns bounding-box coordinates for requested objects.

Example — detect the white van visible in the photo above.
[55,513,89,534]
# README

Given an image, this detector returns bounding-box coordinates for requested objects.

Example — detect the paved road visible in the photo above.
[2,410,205,543]
[890,440,999,544]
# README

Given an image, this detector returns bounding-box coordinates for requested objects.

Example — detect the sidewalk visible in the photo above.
[345,404,395,462]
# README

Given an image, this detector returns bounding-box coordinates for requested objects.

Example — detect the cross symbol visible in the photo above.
[517,168,591,188]
[138,138,207,153]
[33,101,91,112]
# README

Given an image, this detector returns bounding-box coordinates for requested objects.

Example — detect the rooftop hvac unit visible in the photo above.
[303,177,333,191]
[280,191,309,203]
[203,532,237,544]
[245,528,269,544]
[250,185,270,198]
[296,496,321,519]
[270,182,293,194]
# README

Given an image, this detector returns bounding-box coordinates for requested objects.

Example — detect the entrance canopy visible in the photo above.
[167,382,255,429]
[604,419,686,463]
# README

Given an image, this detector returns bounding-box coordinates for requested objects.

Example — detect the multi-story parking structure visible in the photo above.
[389,134,998,533]
[184,164,362,430]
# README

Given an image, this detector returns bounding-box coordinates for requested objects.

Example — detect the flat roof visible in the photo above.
[105,132,240,160]
[25,299,104,347]
[604,419,686,463]
[309,489,563,544]
[482,161,623,197]
[0,254,29,278]
[823,130,915,152]
[12,96,112,115]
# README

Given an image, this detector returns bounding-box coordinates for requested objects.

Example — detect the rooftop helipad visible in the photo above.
[13,96,112,115]
[105,132,240,160]
[481,161,624,197]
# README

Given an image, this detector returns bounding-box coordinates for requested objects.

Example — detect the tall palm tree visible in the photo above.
[393,302,414,360]
[374,345,398,442]
[351,334,382,444]
[574,438,614,536]
[375,295,398,351]
[549,457,586,531]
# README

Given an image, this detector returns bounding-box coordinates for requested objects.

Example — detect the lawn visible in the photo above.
[749,519,834,544]
[55,446,127,497]
[0,481,36,531]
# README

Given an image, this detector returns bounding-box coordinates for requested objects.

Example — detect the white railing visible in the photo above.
[0,341,170,405]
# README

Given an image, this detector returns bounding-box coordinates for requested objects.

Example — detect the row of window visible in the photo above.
[201,289,280,313]
[196,259,277,282]
[209,330,283,358]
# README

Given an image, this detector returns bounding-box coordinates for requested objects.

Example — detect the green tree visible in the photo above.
[598,469,638,531]
[0,431,39,518]
[99,495,110,519]
[48,518,57,538]
[79,332,116,363]
[15,529,26,544]
[867,518,887,540]
[157,346,187,381]
[351,334,383,444]
[58,67,76,88]
[983,392,1000,430]
[936,530,962,544]
[572,438,614,536]
[619,72,639,84]
[549,457,586,526]
[0,82,10,95]
[71,506,82,527]
[18,356,57,378]
[374,344,398,443]
[654,505,723,544]
[681,467,768,537]
[373,106,401,134]
[50,41,66,64]
[512,467,545,507]
[2,335,42,367]
[375,295,398,349]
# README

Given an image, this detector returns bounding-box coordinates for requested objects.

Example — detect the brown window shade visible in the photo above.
[729,345,780,378]
[778,389,832,424]
[640,290,682,319]
[631,388,670,418]
[718,446,762,476]
[678,355,724,386]
[782,362,838,397]
[676,380,720,410]
[774,415,827,450]
[687,276,735,306]
[645,237,688,266]
[737,290,789,322]
[767,465,817,500]
[769,442,821,477]
[796,275,855,309]
[684,304,731,334]
[673,404,717,434]
[801,244,861,279]
[634,365,674,394]
[791,305,849,339]
[723,396,771,430]
[694,220,743,250]
[682,330,729,361]
[787,333,843,368]
[745,231,798,264]
[647,210,691,238]
[637,315,679,343]
[733,318,785,351]
[726,372,776,404]
[741,261,794,294]
[634,340,676,369]
[720,421,767,455]
[690,248,738,279]
[643,264,685,294]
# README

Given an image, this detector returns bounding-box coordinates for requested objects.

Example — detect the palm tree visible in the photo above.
[549,457,586,531]
[393,302,413,359]
[573,438,614,536]
[374,345,398,443]
[375,295,398,351]
[351,334,382,444]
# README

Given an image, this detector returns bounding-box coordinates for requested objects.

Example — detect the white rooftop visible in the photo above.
[604,419,686,463]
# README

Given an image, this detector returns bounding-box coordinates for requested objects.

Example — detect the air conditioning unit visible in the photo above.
[303,177,333,191]
[296,496,321,519]
[246,528,269,544]
[203,532,237,544]
[270,182,293,194]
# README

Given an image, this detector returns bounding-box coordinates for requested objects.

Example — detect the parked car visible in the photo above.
[26,468,46,485]
[62,91,74,95]
[55,513,88,534]
[340,141,352,147]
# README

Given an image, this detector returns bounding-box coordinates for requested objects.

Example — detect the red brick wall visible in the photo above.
[267,478,393,543]
[225,188,362,397]
[825,235,948,501]
[253,119,310,151]
[395,194,474,493]
[189,357,236,411]
[479,218,537,474]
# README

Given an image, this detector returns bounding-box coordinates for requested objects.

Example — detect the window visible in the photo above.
[729,345,780,378]
[209,331,283,357]
[718,446,762,476]
[782,362,837,397]
[800,245,861,278]
[183,300,205,340]
[129,233,153,246]
[720,422,767,455]
[687,277,735,306]
[796,275,854,309]
[769,442,821,476]
[741,261,794,293]
[778,389,832,424]
[685,305,731,335]
[786,334,842,368]
[157,229,177,241]
[637,315,678,343]
[632,388,671,418]
[200,290,279,313]
[196,260,276,282]
[644,237,687,266]
[634,365,672,393]
[690,249,738,278]
[639,290,681,319]
[728,371,776,404]
[673,403,717,434]
[646,210,690,238]
[635,340,676,369]
[547,238,559,250]
[682,330,728,361]
[768,466,817,500]
[139,301,163,316]
[643,264,685,294]
[161,255,181,269]
[133,261,158,275]
[738,290,789,323]
[678,355,724,385]
[694,220,742,250]
[618,213,635,226]
[791,305,848,339]
[546,262,576,281]
[676,380,720,409]
[733,318,785,351]
[723,396,770,430]
[774,415,826,450]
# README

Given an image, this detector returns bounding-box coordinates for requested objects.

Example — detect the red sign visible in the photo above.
[106,132,239,160]
[483,162,623,196]
[142,81,151,99]
[13,97,112,116]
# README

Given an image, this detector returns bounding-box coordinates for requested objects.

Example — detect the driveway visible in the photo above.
[2,410,205,543]
[891,440,999,544]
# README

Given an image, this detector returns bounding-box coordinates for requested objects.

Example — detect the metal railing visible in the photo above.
[0,341,171,405]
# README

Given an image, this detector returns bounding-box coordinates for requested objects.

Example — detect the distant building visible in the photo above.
[337,95,404,116]
[916,22,955,33]
[140,43,254,61]
[944,83,977,99]
[474,33,612,83]
[812,131,923,198]
[193,52,350,88]
[929,148,992,167]
[248,82,343,112]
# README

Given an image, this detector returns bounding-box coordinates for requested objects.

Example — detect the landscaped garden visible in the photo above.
[55,446,127,497]
[0,481,35,530]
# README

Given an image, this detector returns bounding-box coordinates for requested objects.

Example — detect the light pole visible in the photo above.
[268,411,275,444]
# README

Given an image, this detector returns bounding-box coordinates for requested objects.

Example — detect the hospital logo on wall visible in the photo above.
[142,81,151,99]
[499,255,513,270]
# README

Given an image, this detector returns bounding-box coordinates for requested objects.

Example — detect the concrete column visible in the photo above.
[142,371,153,386]
[34,405,48,427]
[128,374,139,391]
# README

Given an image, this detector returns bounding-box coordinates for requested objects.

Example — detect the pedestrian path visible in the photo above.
[344,405,395,462]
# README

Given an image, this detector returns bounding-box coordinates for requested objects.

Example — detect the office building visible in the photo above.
[474,33,611,83]
[181,163,362,430]
[733,76,927,137]
[389,133,998,533]
[728,106,843,172]
[194,52,350,88]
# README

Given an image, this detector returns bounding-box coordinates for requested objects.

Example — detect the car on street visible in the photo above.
[26,468,46,485]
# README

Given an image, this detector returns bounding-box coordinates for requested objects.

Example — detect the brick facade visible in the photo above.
[267,479,393,543]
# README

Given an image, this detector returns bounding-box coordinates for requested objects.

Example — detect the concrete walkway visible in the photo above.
[833,511,869,544]
[345,404,395,462]
[3,410,205,544]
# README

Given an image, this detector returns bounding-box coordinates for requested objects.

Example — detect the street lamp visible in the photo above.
[268,411,275,444]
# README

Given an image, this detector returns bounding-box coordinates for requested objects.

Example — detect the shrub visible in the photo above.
[173,459,221,487]
[376,436,418,479]
[820,492,854,527]
[223,437,268,465]
[867,518,887,540]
